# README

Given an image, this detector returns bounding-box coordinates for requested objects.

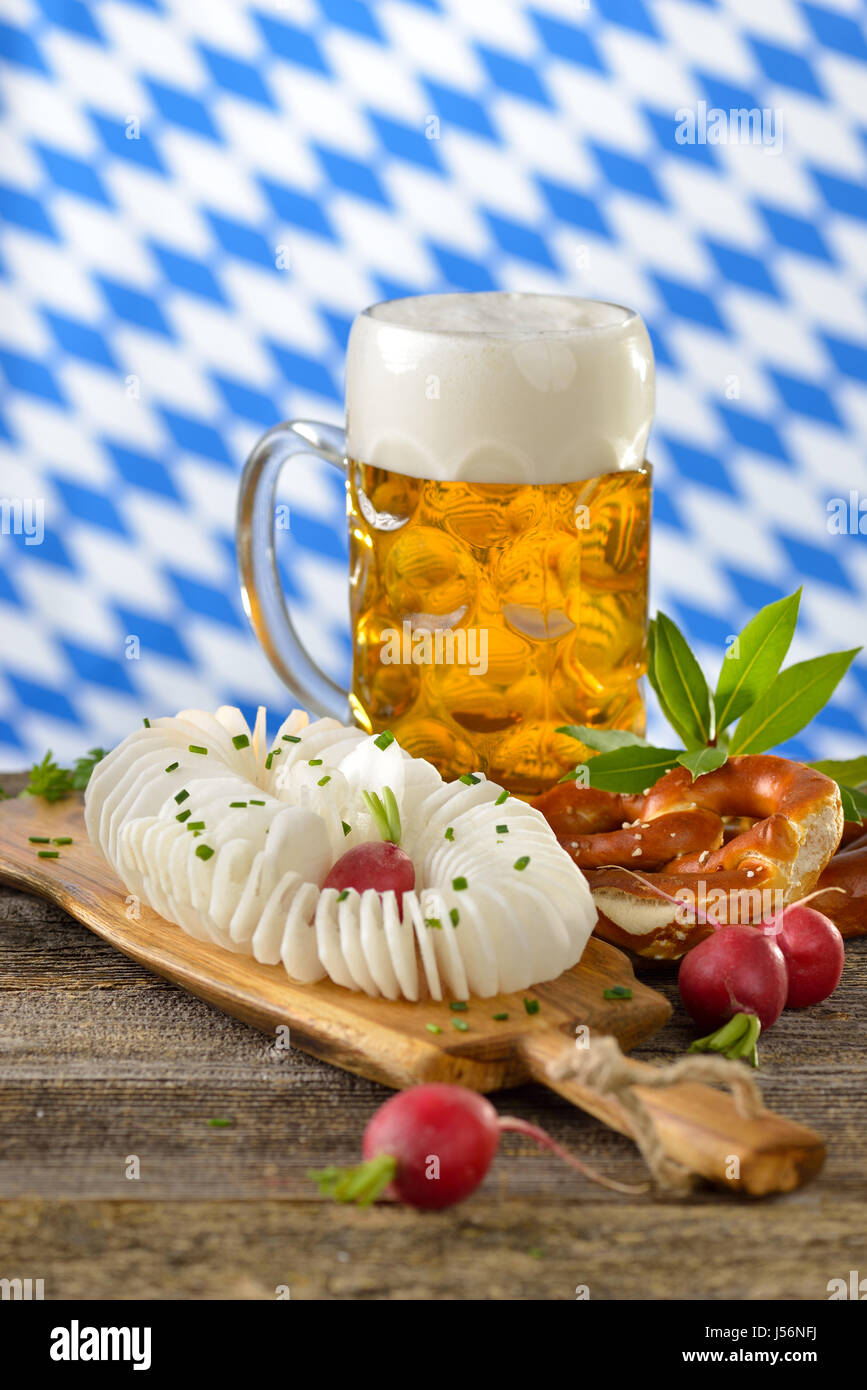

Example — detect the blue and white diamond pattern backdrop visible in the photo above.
[0,0,866,770]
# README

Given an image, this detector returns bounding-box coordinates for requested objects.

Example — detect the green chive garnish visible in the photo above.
[165,761,178,773]
[232,734,250,749]
[426,1023,442,1035]
[317,775,331,786]
[308,759,323,767]
[603,985,633,1001]
[29,836,50,843]
[176,810,191,822]
[38,850,60,859]
[452,876,467,891]
[444,826,454,841]
[514,856,530,871]
[195,844,214,861]
[523,997,540,1015]
[207,1117,232,1128]
[493,1012,509,1021]
[459,773,480,785]
[282,734,301,743]
[374,730,395,750]
[186,821,205,831]
[424,917,442,930]
[250,799,265,805]
[450,1001,468,1012]
[265,752,274,770]
[342,821,351,836]
[449,908,459,926]
[336,889,349,902]
[174,789,189,804]
[189,745,207,755]
[495,789,509,805]
[452,1019,469,1032]
[229,801,246,808]
[143,717,150,728]
[53,836,73,845]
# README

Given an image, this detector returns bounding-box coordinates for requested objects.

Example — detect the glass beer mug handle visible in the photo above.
[236,419,351,722]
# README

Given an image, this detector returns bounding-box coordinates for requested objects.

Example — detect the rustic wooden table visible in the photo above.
[1,773,865,1301]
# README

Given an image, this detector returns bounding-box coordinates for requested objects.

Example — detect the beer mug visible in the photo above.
[237,292,654,794]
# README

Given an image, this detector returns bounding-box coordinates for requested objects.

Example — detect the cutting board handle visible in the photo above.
[520,1030,825,1196]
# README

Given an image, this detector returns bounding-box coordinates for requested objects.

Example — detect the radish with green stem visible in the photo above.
[309,1083,646,1210]
[322,785,416,897]
[679,925,788,1067]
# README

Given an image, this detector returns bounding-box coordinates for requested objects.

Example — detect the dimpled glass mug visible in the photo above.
[237,292,654,796]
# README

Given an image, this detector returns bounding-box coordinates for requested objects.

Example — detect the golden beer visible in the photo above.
[348,461,651,794]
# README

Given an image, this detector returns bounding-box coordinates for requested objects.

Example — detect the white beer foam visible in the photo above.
[346,292,654,484]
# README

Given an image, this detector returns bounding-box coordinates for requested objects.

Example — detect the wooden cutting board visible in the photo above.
[0,793,824,1196]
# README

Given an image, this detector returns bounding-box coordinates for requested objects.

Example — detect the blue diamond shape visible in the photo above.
[422,80,496,139]
[206,212,275,268]
[653,274,726,332]
[823,333,867,383]
[590,143,663,203]
[160,409,233,466]
[0,349,66,405]
[0,184,56,239]
[717,403,787,460]
[150,243,225,304]
[97,277,171,337]
[145,79,220,140]
[758,203,832,262]
[53,478,127,534]
[34,144,111,206]
[198,44,274,107]
[530,11,604,69]
[0,21,48,72]
[485,212,557,269]
[428,244,497,291]
[6,675,79,723]
[91,112,166,173]
[44,311,117,370]
[749,38,823,98]
[476,44,551,106]
[769,370,841,427]
[704,239,778,296]
[255,13,330,74]
[104,441,181,501]
[113,607,191,664]
[370,112,443,171]
[269,344,340,401]
[538,178,609,235]
[314,145,387,205]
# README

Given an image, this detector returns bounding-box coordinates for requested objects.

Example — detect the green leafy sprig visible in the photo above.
[5,747,107,804]
[559,589,865,815]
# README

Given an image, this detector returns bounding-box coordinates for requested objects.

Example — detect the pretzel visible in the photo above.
[814,819,867,937]
[533,755,844,959]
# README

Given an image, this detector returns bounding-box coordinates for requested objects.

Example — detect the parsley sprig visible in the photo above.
[559,589,866,818]
[11,747,107,804]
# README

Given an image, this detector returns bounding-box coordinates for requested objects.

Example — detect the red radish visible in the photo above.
[308,1082,646,1210]
[678,924,788,1066]
[323,840,416,897]
[679,924,788,1031]
[762,902,845,1009]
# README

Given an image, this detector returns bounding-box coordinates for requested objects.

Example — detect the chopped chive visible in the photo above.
[459,773,480,785]
[523,997,540,1015]
[143,717,151,728]
[496,824,508,834]
[282,733,301,743]
[207,1117,232,1128]
[603,985,633,1001]
[452,876,467,891]
[189,744,207,755]
[374,730,395,750]
[452,1019,469,1032]
[29,836,50,844]
[164,762,179,773]
[195,844,214,861]
[495,789,509,805]
[342,821,351,837]
[493,1012,509,1022]
[425,1023,442,1035]
[174,789,189,805]
[450,1001,468,1012]
[424,917,442,930]
[449,908,460,927]
[317,775,331,787]
[265,752,274,770]
[336,889,349,902]
[176,809,191,823]
[232,734,250,750]
[38,850,60,859]
[53,837,73,846]
[513,855,530,871]
[186,821,205,832]
[444,826,454,841]
[308,759,323,767]
[229,801,247,808]
[250,799,265,806]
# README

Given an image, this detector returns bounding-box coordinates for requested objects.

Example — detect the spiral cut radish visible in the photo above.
[84,707,595,1001]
